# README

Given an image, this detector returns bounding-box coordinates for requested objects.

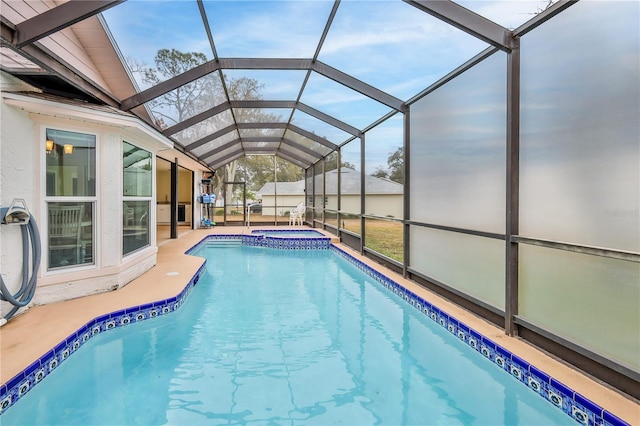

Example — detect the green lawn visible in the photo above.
[342,218,404,263]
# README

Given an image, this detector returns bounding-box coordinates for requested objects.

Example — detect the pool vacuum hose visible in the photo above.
[0,201,41,325]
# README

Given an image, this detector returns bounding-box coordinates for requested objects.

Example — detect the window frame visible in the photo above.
[122,141,153,257]
[43,126,98,272]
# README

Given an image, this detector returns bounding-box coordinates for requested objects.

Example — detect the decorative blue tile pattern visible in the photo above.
[0,262,206,415]
[328,245,628,426]
[247,233,331,249]
[0,237,629,426]
[191,233,331,250]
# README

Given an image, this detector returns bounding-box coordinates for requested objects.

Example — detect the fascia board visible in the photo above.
[2,92,173,150]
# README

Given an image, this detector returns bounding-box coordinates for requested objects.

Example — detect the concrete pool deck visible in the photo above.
[1,226,638,423]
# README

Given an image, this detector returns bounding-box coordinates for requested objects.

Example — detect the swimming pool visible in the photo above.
[0,236,625,425]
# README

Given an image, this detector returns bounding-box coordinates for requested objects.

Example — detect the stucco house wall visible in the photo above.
[322,194,402,218]
[259,194,305,217]
[0,75,208,317]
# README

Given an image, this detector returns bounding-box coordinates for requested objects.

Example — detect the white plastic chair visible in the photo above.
[289,202,305,226]
[123,204,135,226]
[48,204,85,265]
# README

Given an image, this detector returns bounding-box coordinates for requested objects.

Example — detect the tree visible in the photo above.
[368,147,403,183]
[371,166,388,179]
[140,49,221,126]
[129,49,290,204]
[387,146,404,184]
[323,151,357,172]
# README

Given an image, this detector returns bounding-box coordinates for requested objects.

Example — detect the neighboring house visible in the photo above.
[257,168,403,218]
[256,181,305,216]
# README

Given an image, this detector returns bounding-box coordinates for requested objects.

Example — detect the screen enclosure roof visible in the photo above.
[0,0,565,170]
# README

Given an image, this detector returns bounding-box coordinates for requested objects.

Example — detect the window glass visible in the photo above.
[47,202,93,269]
[123,200,150,255]
[46,129,96,197]
[45,128,96,270]
[123,141,153,197]
[123,142,152,256]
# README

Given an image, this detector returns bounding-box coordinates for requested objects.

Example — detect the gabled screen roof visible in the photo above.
[0,0,553,170]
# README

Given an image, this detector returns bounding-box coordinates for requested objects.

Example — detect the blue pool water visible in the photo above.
[3,244,573,425]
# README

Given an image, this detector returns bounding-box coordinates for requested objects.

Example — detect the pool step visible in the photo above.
[205,240,242,248]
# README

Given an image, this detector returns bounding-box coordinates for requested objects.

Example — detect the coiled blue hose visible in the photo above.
[0,217,41,322]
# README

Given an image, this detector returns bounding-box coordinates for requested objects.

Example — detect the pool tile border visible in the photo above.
[243,233,331,249]
[191,233,331,250]
[0,236,630,426]
[328,244,630,426]
[0,262,207,415]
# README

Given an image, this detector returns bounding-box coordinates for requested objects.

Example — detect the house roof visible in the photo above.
[257,167,402,196]
[257,181,305,197]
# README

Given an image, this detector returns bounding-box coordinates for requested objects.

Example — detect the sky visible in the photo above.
[101,0,560,170]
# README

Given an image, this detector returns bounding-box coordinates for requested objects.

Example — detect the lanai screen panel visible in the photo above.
[242,141,279,151]
[278,146,318,166]
[142,73,225,127]
[192,131,240,159]
[408,51,507,311]
[364,115,404,219]
[409,226,506,310]
[339,139,361,236]
[299,72,392,130]
[283,130,334,157]
[519,1,639,253]
[224,70,307,100]
[102,1,213,89]
[234,108,292,123]
[238,128,286,139]
[454,0,546,30]
[324,152,339,228]
[173,110,236,146]
[517,0,640,372]
[209,153,244,170]
[313,162,324,224]
[410,52,507,235]
[290,110,353,146]
[202,1,334,58]
[318,0,489,100]
[363,116,404,263]
[201,144,242,163]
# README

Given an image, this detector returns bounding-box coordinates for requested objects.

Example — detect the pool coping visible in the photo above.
[0,232,636,424]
